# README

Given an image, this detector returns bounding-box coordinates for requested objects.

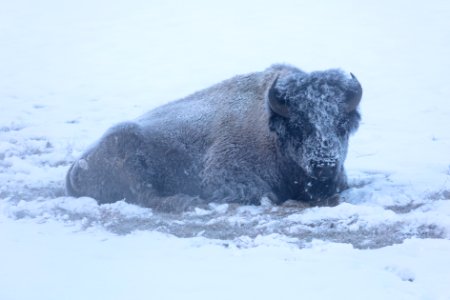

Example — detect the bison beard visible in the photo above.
[66,64,362,212]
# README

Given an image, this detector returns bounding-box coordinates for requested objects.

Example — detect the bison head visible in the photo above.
[268,69,362,181]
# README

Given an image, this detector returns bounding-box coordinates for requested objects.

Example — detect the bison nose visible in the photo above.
[310,160,338,181]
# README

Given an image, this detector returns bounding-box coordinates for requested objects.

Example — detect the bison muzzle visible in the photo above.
[66,64,362,212]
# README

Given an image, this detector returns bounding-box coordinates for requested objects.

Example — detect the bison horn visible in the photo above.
[268,76,289,118]
[346,73,363,112]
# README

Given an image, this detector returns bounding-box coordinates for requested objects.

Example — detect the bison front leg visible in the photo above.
[201,174,276,205]
[200,152,275,205]
[66,122,155,205]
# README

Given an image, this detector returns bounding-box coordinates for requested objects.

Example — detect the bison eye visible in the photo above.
[287,121,310,140]
[337,120,349,136]
[345,110,361,133]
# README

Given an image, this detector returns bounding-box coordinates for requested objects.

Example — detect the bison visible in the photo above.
[66,64,362,212]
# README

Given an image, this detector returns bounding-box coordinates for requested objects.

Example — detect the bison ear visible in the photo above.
[268,76,289,118]
[346,73,363,112]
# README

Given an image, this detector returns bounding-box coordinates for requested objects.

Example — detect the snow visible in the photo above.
[1,0,450,299]
[2,219,450,300]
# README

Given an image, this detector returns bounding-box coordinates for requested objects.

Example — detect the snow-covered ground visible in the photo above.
[1,0,450,299]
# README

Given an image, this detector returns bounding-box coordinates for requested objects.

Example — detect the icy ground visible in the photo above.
[1,0,450,299]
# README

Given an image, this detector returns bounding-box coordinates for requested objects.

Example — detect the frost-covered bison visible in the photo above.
[66,64,362,212]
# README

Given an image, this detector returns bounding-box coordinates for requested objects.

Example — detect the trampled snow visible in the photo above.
[1,0,450,299]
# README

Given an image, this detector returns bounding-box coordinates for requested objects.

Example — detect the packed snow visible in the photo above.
[1,0,450,299]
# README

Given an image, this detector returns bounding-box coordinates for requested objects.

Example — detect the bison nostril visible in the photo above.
[319,139,335,151]
[310,160,338,180]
